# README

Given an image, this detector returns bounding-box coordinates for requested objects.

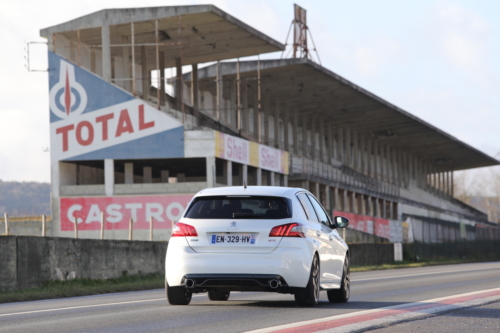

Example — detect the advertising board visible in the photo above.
[48,51,184,162]
[60,194,194,231]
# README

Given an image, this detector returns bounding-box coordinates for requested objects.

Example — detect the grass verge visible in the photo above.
[0,272,164,304]
[351,257,500,272]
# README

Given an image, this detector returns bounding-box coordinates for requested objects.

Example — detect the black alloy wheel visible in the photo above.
[327,255,350,303]
[294,255,320,307]
[208,290,231,301]
[166,280,192,305]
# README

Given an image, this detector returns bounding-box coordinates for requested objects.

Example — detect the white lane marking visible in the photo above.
[0,293,210,318]
[246,287,500,333]
[352,264,500,282]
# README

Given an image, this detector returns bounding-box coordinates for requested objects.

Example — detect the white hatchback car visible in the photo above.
[165,186,350,307]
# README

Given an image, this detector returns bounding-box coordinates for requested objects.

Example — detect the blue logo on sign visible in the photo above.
[211,235,216,244]
[250,235,256,244]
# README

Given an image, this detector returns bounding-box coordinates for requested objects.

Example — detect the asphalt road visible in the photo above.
[1,262,499,333]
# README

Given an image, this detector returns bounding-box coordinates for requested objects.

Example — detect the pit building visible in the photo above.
[39,5,500,241]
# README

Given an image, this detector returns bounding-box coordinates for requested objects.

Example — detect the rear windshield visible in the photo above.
[184,196,292,219]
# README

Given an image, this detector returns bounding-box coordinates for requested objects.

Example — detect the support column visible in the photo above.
[337,127,343,162]
[333,187,339,211]
[191,64,199,111]
[343,190,348,212]
[104,159,114,196]
[122,36,131,91]
[270,171,275,186]
[101,25,111,82]
[161,170,169,183]
[315,182,320,199]
[319,117,325,163]
[345,128,351,167]
[175,57,183,111]
[224,160,232,186]
[141,46,149,100]
[216,61,223,121]
[293,107,299,154]
[284,102,290,151]
[302,115,308,157]
[274,99,280,148]
[242,164,248,185]
[256,168,262,185]
[159,51,165,106]
[206,157,216,188]
[326,121,332,164]
[143,167,152,183]
[311,115,317,160]
[353,131,359,170]
[264,97,270,145]
[124,163,134,184]
[325,185,331,211]
[283,175,288,187]
[368,196,373,216]
[351,192,357,213]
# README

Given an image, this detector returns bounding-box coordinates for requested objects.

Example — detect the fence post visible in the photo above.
[150,216,154,241]
[129,218,133,241]
[74,217,78,239]
[100,212,105,240]
[4,213,9,236]
[41,214,46,237]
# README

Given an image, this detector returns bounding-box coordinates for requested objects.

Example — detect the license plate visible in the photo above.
[211,234,256,244]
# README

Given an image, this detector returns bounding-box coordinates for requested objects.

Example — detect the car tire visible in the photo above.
[166,280,192,305]
[327,255,350,303]
[208,290,230,301]
[294,255,320,307]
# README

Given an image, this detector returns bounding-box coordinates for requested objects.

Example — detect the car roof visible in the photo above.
[194,186,306,198]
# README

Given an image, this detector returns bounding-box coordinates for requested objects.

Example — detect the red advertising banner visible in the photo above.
[333,210,391,239]
[60,195,194,231]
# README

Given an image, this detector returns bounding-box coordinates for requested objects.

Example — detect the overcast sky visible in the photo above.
[1,0,499,183]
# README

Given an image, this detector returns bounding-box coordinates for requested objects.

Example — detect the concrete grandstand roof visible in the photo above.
[40,5,284,67]
[189,58,499,171]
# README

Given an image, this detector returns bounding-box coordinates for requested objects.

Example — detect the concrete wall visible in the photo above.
[1,235,400,291]
[0,236,168,291]
[0,221,47,237]
[349,243,395,266]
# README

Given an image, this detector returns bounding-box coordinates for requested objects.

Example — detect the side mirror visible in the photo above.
[334,216,349,228]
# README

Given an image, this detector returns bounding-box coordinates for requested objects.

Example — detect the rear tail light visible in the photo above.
[269,223,305,238]
[172,222,198,237]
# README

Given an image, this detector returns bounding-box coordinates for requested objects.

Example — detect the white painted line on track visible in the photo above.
[246,287,500,333]
[352,264,500,282]
[0,293,210,318]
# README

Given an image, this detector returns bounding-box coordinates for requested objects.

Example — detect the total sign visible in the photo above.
[48,51,184,161]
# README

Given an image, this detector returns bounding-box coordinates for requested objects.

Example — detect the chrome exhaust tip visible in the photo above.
[185,279,196,288]
[268,279,280,289]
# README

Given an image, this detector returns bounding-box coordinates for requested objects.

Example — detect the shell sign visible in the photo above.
[215,131,289,174]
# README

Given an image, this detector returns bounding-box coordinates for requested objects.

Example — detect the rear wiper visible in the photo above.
[232,213,264,218]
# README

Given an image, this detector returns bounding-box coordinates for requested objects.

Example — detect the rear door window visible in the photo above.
[296,193,319,222]
[184,196,292,219]
[307,194,332,227]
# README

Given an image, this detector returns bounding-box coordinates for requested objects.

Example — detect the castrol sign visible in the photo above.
[60,195,194,231]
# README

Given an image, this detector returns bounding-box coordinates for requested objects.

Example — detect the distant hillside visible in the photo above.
[0,180,51,216]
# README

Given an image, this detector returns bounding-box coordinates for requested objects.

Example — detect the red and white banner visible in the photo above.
[60,195,194,231]
[334,210,391,239]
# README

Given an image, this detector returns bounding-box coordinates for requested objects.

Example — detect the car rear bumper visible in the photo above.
[181,274,290,292]
[165,245,312,289]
